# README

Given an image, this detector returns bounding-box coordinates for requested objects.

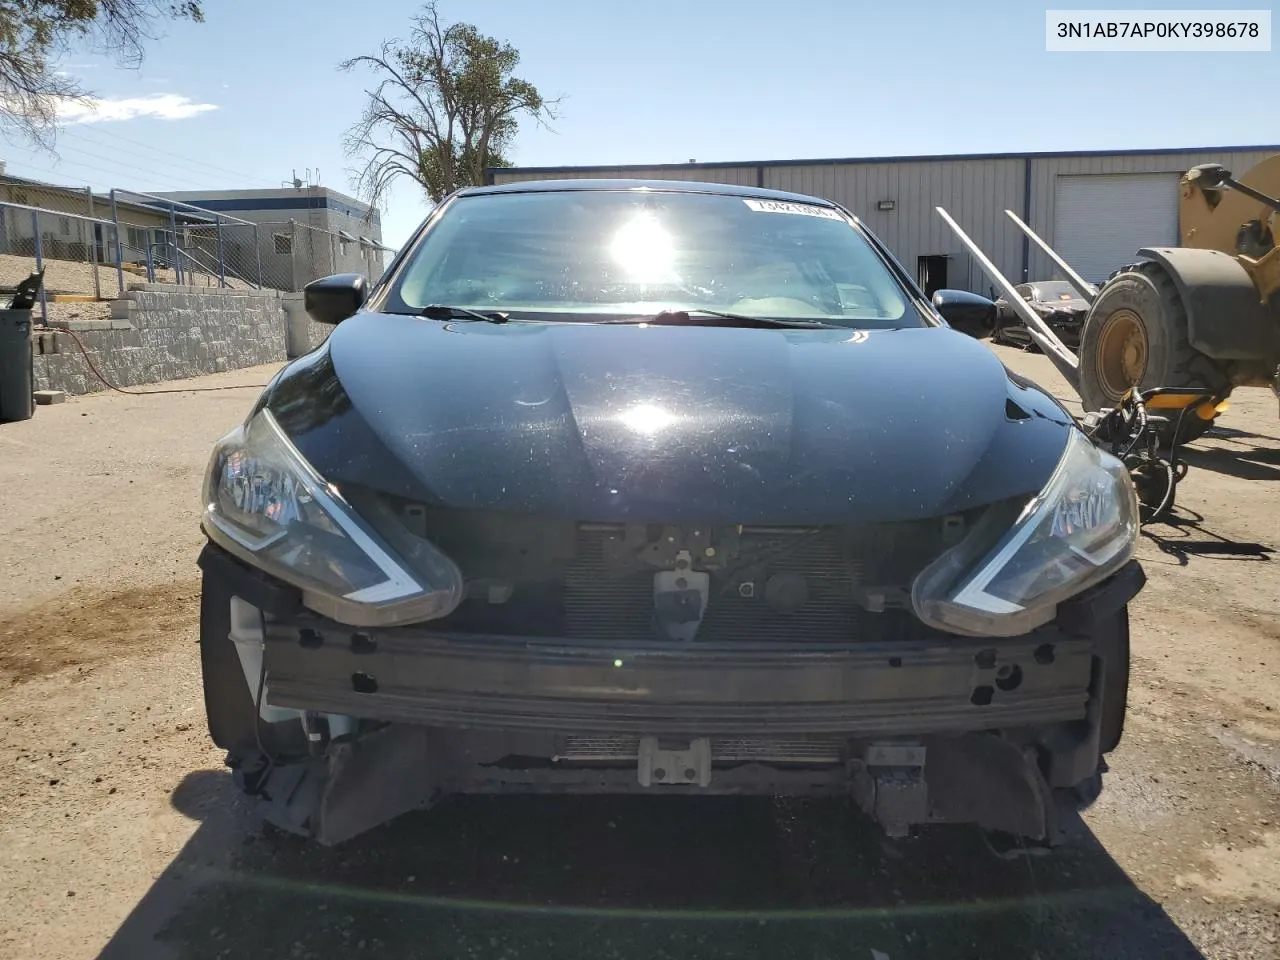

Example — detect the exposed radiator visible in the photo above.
[562,527,859,644]
[418,521,934,644]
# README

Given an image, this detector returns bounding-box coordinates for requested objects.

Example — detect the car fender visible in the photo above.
[1136,246,1280,361]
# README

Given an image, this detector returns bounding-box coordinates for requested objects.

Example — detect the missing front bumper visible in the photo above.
[201,545,1142,846]
[258,623,1096,737]
[233,725,1071,847]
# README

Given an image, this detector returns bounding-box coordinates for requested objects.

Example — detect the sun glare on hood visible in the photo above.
[618,402,678,435]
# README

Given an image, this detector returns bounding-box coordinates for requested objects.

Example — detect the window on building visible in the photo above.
[339,238,349,257]
[59,216,71,234]
[274,233,293,255]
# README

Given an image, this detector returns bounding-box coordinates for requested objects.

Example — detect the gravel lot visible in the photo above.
[0,346,1277,960]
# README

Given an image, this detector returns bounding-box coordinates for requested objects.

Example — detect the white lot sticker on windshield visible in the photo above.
[742,198,842,220]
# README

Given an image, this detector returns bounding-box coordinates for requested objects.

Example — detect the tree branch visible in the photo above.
[0,0,205,150]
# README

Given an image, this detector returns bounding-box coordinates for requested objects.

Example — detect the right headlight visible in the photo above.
[912,429,1139,637]
[202,407,464,627]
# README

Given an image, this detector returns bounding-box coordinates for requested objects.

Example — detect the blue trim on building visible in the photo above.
[487,144,1280,177]
[172,195,379,223]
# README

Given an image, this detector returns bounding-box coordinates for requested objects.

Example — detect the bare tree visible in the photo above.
[0,1,205,148]
[341,2,557,210]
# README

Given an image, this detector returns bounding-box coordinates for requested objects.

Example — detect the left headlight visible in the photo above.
[912,429,1139,637]
[202,408,464,627]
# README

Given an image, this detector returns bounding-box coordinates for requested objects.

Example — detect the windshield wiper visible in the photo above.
[420,304,511,324]
[600,309,836,329]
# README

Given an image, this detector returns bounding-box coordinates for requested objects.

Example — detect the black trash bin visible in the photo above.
[0,307,35,423]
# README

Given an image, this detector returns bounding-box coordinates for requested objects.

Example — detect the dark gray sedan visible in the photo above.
[196,180,1142,851]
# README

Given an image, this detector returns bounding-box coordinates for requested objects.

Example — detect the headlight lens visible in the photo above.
[912,429,1139,637]
[202,408,464,626]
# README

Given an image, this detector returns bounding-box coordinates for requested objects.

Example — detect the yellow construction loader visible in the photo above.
[940,156,1280,448]
[1077,157,1280,443]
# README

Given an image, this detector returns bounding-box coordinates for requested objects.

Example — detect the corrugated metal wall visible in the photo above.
[1024,148,1278,280]
[491,146,1280,294]
[762,159,1025,296]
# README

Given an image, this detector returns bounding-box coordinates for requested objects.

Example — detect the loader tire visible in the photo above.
[1079,261,1231,447]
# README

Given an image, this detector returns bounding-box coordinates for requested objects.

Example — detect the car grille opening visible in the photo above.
[356,497,973,644]
[562,526,863,643]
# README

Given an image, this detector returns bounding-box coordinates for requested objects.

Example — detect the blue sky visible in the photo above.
[9,0,1277,249]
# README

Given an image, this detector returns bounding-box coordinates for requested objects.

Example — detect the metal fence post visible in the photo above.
[254,224,263,290]
[110,190,125,295]
[167,202,182,286]
[289,220,298,291]
[84,186,102,302]
[145,239,155,282]
[31,210,47,324]
[215,215,226,288]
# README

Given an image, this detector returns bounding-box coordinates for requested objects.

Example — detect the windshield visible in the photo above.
[385,189,926,328]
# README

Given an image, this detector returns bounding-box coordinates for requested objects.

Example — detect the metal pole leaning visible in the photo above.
[110,190,125,295]
[935,205,1080,390]
[31,211,47,324]
[1004,210,1097,303]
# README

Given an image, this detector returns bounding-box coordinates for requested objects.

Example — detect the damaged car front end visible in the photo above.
[197,180,1144,848]
[993,281,1089,351]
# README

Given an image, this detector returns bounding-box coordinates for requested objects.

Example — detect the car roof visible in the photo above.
[459,178,840,208]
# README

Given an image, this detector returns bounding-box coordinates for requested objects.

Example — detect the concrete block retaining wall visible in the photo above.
[33,284,332,396]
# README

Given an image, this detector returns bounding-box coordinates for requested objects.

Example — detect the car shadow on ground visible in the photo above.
[95,770,1207,960]
[1142,508,1275,567]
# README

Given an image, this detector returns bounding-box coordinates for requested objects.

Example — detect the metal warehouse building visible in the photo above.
[487,144,1280,295]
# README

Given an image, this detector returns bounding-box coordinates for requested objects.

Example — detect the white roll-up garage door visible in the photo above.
[1053,173,1180,283]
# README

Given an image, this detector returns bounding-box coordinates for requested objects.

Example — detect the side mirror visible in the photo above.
[304,273,368,326]
[932,289,996,338]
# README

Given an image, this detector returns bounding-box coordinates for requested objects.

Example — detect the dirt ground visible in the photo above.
[0,252,253,298]
[0,347,1278,960]
[0,253,124,298]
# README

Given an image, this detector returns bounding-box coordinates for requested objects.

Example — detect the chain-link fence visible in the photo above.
[172,221,263,289]
[257,220,390,292]
[0,184,393,310]
[110,189,265,290]
[0,200,122,323]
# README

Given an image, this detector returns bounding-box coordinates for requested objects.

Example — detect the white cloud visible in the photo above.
[56,93,218,124]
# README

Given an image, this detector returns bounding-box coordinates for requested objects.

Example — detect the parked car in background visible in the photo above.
[993,280,1088,350]
[197,180,1143,852]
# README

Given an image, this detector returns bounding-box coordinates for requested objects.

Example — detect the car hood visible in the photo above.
[267,314,1076,525]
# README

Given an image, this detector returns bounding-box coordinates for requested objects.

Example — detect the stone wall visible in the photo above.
[32,284,332,396]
